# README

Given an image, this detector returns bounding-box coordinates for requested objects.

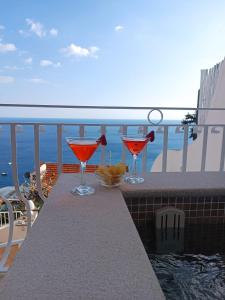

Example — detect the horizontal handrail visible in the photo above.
[1,103,225,111]
[2,122,225,128]
[0,239,24,248]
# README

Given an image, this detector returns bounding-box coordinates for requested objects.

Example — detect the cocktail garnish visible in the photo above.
[97,134,107,146]
[146,131,155,142]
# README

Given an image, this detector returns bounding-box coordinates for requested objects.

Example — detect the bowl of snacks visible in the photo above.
[95,163,127,187]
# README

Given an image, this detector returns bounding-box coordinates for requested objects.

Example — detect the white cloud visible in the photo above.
[61,44,89,57]
[4,65,21,71]
[40,59,52,67]
[24,57,33,64]
[0,76,15,84]
[28,78,47,84]
[89,46,99,54]
[49,28,58,36]
[18,29,29,37]
[115,25,124,32]
[40,59,61,67]
[22,19,58,38]
[61,43,99,58]
[0,43,16,53]
[26,18,46,38]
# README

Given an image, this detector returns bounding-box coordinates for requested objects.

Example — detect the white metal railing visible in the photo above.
[0,196,14,272]
[0,211,23,228]
[1,105,225,185]
[1,104,225,271]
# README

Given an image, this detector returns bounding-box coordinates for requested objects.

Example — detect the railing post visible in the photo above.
[0,196,14,273]
[201,125,208,172]
[142,125,148,173]
[10,124,32,230]
[121,125,127,164]
[100,125,106,164]
[79,125,85,137]
[34,124,46,201]
[182,125,189,172]
[220,125,225,172]
[57,124,63,176]
[162,125,168,172]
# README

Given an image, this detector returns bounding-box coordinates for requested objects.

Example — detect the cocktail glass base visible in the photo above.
[124,176,144,184]
[71,185,95,196]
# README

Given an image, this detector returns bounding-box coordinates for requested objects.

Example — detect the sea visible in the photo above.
[0,118,186,189]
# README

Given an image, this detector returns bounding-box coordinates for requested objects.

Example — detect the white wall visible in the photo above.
[151,58,225,172]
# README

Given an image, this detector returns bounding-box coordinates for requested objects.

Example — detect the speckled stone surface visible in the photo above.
[0,174,165,300]
[122,172,225,191]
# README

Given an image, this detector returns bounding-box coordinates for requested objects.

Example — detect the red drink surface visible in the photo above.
[122,137,148,155]
[68,140,99,162]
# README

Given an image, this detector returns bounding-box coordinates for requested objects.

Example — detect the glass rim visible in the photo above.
[66,136,100,144]
[121,135,148,140]
[66,136,99,140]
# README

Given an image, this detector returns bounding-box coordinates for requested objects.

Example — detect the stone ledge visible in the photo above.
[0,174,165,300]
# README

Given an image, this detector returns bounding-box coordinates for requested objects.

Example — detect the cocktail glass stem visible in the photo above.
[80,161,86,186]
[132,154,137,178]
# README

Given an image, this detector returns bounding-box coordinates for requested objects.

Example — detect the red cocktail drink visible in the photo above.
[68,140,100,162]
[122,132,154,184]
[122,138,148,156]
[66,136,106,196]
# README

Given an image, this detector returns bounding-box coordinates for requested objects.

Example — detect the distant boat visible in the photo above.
[1,172,7,176]
[8,162,12,166]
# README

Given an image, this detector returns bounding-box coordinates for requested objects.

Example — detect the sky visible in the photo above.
[1,0,225,119]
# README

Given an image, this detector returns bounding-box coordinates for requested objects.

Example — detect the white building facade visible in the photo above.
[152,58,225,172]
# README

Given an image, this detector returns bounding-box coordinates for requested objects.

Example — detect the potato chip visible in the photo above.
[96,163,127,186]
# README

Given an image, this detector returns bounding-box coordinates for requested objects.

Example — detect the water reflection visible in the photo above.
[155,228,184,254]
[137,223,225,300]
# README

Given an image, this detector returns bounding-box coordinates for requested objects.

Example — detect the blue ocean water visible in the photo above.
[0,118,186,188]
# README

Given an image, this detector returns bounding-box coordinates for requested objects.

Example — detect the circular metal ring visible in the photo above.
[147,109,163,125]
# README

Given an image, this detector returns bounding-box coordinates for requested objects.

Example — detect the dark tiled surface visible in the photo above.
[136,223,225,255]
[124,193,225,225]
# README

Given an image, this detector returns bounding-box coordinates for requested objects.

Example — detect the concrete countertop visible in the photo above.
[121,172,225,193]
[0,174,165,300]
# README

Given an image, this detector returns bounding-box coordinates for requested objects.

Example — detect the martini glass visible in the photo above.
[66,137,100,196]
[122,135,149,184]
